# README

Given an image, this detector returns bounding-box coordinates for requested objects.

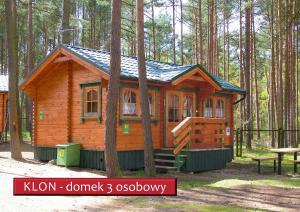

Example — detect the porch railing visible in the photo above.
[171,117,227,155]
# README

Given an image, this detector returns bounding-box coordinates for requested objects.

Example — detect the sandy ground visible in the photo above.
[0,142,300,212]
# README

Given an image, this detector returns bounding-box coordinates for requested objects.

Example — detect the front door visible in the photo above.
[165,91,195,147]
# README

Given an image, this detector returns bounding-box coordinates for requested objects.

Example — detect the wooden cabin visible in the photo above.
[0,75,8,135]
[20,45,245,172]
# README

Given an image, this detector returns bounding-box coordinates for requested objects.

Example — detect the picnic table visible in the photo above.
[270,148,300,175]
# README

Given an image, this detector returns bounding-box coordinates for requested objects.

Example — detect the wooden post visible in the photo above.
[278,128,282,148]
[236,128,239,157]
[278,153,282,175]
[240,128,243,157]
[294,152,297,173]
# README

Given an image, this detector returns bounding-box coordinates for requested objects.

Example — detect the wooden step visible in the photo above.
[159,148,174,151]
[155,153,187,157]
[155,165,177,170]
[155,153,175,157]
[154,159,176,163]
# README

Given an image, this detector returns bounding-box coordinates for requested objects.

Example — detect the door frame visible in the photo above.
[163,89,197,148]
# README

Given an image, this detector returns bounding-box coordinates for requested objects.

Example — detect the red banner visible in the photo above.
[14,178,177,196]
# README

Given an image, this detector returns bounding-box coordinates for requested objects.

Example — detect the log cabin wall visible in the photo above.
[34,61,163,151]
[70,62,105,150]
[116,84,162,150]
[35,63,68,147]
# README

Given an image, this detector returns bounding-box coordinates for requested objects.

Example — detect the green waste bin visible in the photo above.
[56,142,80,167]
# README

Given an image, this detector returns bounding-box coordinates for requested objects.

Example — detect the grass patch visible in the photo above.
[235,147,298,173]
[154,201,203,211]
[253,179,300,188]
[178,179,213,189]
[200,204,267,212]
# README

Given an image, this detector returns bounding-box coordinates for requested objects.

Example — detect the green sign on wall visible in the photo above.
[122,123,130,134]
[39,111,44,120]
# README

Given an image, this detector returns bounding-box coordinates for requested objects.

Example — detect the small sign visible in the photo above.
[226,127,230,136]
[59,149,65,158]
[39,111,44,120]
[122,123,130,134]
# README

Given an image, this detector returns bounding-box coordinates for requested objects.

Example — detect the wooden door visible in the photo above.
[165,91,195,147]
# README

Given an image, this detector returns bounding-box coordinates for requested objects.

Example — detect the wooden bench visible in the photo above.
[251,157,278,174]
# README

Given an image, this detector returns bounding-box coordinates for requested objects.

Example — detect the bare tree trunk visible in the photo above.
[136,0,156,177]
[223,0,226,79]
[198,0,203,64]
[245,0,252,149]
[62,0,71,44]
[251,1,260,139]
[104,0,122,178]
[194,6,199,63]
[239,0,244,130]
[180,0,183,64]
[296,24,299,145]
[208,0,214,73]
[270,0,276,147]
[5,0,22,159]
[151,0,156,60]
[285,0,291,146]
[172,0,176,63]
[277,0,284,141]
[25,0,33,137]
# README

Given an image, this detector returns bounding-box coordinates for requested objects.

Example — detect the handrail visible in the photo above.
[172,117,193,155]
[171,117,192,136]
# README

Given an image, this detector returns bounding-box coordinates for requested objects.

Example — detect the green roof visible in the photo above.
[56,45,246,94]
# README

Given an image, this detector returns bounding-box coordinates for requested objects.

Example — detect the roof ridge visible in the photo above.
[64,44,194,67]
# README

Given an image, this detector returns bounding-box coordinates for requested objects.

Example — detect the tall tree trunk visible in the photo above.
[198,0,203,64]
[180,0,184,64]
[296,24,299,145]
[270,0,276,147]
[172,0,176,63]
[226,5,229,80]
[245,0,252,149]
[223,0,226,79]
[277,0,284,145]
[208,0,214,73]
[284,0,291,146]
[136,0,156,177]
[104,0,122,178]
[151,0,156,60]
[251,1,260,139]
[5,0,22,159]
[26,0,33,136]
[62,0,71,44]
[239,0,244,131]
[194,6,199,63]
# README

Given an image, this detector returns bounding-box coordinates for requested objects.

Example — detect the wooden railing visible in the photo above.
[171,117,193,155]
[171,117,227,155]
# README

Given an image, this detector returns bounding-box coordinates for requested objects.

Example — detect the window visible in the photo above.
[168,95,179,122]
[120,86,158,123]
[80,81,102,123]
[183,96,193,118]
[204,98,213,117]
[85,89,98,113]
[216,99,225,118]
[123,91,137,115]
